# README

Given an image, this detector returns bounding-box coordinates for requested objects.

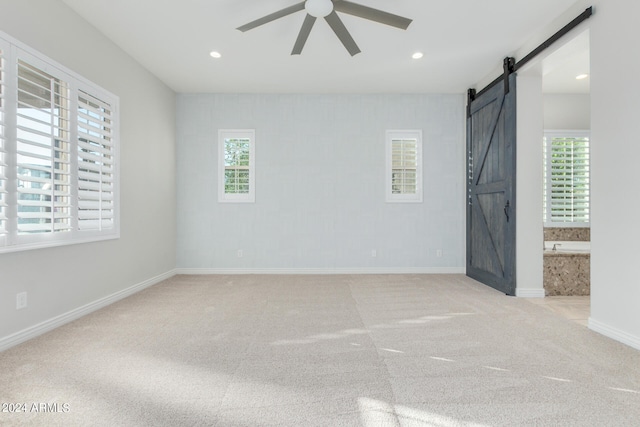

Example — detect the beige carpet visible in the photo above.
[1,274,639,426]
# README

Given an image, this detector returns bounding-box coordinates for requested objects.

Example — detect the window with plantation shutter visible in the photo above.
[218,129,255,203]
[16,59,72,234]
[0,42,7,241]
[0,30,119,253]
[386,130,423,203]
[77,91,114,230]
[543,131,590,226]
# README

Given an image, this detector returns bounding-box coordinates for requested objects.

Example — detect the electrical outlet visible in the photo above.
[16,292,27,310]
[436,249,443,258]
[237,249,243,258]
[371,249,377,258]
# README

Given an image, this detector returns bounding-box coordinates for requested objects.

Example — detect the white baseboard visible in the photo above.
[0,269,177,353]
[589,317,640,351]
[515,288,546,298]
[175,267,466,275]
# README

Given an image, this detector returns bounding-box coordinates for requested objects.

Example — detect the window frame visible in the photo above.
[218,129,255,203]
[385,129,423,203]
[543,130,590,228]
[0,36,9,249]
[0,30,120,254]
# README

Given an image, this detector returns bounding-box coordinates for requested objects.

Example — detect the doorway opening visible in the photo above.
[539,29,591,321]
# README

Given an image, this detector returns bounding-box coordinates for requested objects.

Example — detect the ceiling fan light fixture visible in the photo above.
[237,1,412,56]
[305,0,333,18]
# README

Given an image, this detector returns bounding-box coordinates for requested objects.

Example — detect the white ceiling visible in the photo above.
[542,30,590,94]
[61,0,586,94]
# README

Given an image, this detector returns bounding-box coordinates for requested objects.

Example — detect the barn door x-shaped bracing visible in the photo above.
[466,59,517,295]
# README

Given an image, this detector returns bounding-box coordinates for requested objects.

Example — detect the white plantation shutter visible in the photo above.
[0,44,7,238]
[386,130,423,203]
[392,138,418,195]
[77,90,114,230]
[543,132,590,225]
[0,30,119,253]
[16,59,71,234]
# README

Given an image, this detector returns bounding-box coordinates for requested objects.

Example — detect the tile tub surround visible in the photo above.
[543,251,590,296]
[544,227,590,241]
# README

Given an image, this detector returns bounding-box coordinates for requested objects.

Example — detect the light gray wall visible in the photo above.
[544,93,590,129]
[0,0,176,342]
[177,94,465,272]
[516,71,545,297]
[507,0,640,349]
[589,0,640,348]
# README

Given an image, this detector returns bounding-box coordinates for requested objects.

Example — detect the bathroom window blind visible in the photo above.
[543,132,590,225]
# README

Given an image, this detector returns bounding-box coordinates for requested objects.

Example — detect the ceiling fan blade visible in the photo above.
[333,1,412,30]
[324,10,361,56]
[292,14,317,55]
[237,2,306,32]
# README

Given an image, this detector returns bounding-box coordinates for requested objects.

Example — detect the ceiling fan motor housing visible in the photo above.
[237,0,412,56]
[305,0,334,18]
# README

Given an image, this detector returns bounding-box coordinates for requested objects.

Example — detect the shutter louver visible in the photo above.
[16,60,71,234]
[77,90,114,231]
[544,134,590,224]
[0,47,6,236]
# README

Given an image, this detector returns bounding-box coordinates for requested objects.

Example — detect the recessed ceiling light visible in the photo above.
[209,51,222,59]
[576,73,589,80]
[412,52,424,59]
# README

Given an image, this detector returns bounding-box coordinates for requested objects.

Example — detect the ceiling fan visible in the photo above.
[236,0,413,56]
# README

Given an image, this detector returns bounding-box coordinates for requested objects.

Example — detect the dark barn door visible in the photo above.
[466,68,516,295]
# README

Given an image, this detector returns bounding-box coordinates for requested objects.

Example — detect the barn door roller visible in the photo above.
[503,57,516,94]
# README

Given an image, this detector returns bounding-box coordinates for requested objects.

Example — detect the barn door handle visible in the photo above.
[504,200,510,222]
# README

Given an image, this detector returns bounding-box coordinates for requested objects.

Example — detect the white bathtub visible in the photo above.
[544,240,591,253]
